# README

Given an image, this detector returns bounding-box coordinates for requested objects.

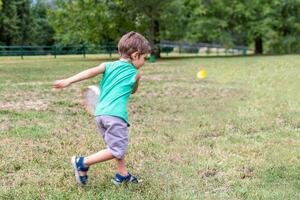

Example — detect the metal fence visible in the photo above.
[0,45,117,59]
[0,42,249,59]
[160,40,248,55]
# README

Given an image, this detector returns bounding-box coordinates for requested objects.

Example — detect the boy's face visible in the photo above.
[131,53,148,69]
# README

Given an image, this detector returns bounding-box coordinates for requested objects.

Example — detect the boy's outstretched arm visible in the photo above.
[132,70,141,94]
[53,63,106,88]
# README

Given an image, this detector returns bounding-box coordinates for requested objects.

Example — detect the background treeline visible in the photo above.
[0,0,300,55]
[0,0,54,46]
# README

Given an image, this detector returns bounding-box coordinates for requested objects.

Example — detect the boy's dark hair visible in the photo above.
[118,31,151,58]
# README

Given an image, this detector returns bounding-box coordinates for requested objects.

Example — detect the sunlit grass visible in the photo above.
[0,55,300,199]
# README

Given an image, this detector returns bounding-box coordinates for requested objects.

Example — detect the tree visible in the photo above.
[15,0,34,45]
[123,0,185,58]
[184,0,232,46]
[49,0,185,57]
[0,0,44,46]
[31,0,54,45]
[267,0,300,53]
[49,0,131,45]
[184,0,277,54]
[0,0,18,45]
[242,0,276,54]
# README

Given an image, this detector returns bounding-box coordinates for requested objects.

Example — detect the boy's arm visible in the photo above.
[132,70,141,94]
[53,62,106,88]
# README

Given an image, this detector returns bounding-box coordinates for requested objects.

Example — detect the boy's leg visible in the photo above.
[115,158,128,176]
[75,149,114,177]
[72,149,114,186]
[84,149,114,166]
[112,158,139,185]
[83,151,129,176]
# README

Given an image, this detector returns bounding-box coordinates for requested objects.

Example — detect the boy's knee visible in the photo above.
[109,146,128,159]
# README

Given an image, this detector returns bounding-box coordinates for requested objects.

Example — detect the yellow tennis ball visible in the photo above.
[197,69,207,79]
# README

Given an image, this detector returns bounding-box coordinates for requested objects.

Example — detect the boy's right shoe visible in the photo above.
[112,173,140,185]
[71,156,90,186]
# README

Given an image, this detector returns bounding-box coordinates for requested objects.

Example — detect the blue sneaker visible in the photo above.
[112,173,140,185]
[71,156,90,186]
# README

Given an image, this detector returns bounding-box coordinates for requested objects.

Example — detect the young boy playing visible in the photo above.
[53,31,151,186]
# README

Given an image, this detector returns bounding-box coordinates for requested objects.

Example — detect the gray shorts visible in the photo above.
[95,115,128,159]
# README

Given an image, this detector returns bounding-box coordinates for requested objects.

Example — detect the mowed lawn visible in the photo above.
[0,55,300,199]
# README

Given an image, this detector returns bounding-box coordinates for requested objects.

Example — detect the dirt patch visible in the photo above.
[139,84,245,100]
[0,100,48,111]
[142,75,186,81]
[203,132,222,138]
[198,168,218,178]
[0,81,51,86]
[0,118,11,132]
[239,166,255,179]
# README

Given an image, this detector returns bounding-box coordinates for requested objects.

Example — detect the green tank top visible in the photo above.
[95,60,138,124]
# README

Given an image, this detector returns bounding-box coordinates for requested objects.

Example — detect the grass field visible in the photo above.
[0,55,300,199]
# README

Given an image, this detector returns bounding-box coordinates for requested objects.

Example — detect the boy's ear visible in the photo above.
[130,51,139,60]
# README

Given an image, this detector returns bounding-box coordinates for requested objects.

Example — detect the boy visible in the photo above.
[53,31,151,186]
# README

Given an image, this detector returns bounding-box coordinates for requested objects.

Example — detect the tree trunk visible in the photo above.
[150,18,161,58]
[255,37,263,54]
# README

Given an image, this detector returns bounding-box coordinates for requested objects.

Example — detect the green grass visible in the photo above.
[0,55,300,199]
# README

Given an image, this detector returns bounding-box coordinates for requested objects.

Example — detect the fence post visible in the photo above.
[109,45,112,57]
[206,47,210,56]
[20,46,24,59]
[179,45,182,55]
[53,45,57,58]
[83,45,86,58]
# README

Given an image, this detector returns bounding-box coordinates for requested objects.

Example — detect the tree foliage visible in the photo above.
[48,0,183,57]
[49,0,136,45]
[0,0,299,54]
[268,0,300,53]
[0,0,54,45]
[0,0,19,45]
[31,0,55,45]
[184,0,300,54]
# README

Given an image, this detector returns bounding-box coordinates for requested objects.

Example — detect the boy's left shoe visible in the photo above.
[112,173,140,185]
